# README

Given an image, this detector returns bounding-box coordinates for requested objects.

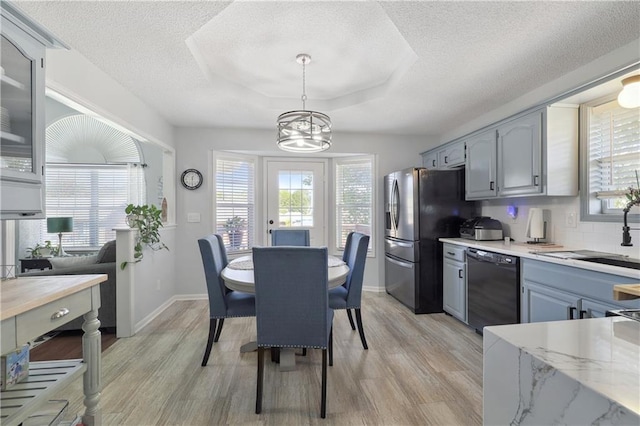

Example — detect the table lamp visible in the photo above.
[47,217,73,257]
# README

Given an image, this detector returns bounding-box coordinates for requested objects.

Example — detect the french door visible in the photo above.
[265,159,327,246]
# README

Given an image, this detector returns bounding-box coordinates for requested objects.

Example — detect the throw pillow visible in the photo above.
[50,254,98,270]
[96,240,116,263]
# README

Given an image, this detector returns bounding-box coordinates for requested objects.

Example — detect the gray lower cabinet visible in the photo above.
[521,259,640,323]
[442,244,467,323]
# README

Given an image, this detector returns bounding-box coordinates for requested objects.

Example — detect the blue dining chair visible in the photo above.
[253,246,333,418]
[329,232,370,350]
[198,234,256,366]
[271,229,310,246]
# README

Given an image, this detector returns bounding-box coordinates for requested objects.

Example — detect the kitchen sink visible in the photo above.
[536,250,640,270]
[578,257,640,270]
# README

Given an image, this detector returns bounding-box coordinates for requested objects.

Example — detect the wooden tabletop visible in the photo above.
[613,283,640,301]
[1,275,107,320]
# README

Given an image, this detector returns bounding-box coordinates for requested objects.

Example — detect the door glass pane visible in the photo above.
[278,170,313,227]
[1,35,33,173]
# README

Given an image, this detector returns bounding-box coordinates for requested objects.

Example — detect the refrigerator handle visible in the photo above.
[385,254,413,269]
[392,179,400,229]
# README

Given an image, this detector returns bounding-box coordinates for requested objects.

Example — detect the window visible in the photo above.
[44,163,146,248]
[335,156,375,253]
[582,97,640,221]
[215,155,255,252]
[38,113,147,249]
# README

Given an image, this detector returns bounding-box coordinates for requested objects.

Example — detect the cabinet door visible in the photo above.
[443,257,466,323]
[422,151,438,170]
[438,141,465,168]
[522,281,580,323]
[579,298,617,319]
[0,16,46,218]
[0,21,44,184]
[497,111,542,196]
[465,129,497,199]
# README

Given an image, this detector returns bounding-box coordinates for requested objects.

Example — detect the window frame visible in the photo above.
[579,94,640,223]
[333,155,376,257]
[213,152,257,254]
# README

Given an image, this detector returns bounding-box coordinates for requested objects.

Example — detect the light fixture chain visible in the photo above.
[301,58,307,110]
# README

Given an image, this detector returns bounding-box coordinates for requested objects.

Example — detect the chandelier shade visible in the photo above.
[277,110,332,153]
[277,54,332,153]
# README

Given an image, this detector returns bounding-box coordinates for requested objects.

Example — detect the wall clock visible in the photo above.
[180,168,203,190]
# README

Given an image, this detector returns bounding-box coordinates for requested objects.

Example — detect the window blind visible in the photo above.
[43,163,145,249]
[216,156,255,252]
[335,157,374,251]
[589,100,640,210]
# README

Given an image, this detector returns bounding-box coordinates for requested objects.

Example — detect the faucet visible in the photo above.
[622,207,633,246]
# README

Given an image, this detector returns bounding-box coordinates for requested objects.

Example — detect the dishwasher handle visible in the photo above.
[467,248,492,262]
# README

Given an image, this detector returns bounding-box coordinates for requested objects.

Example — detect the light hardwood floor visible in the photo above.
[56,292,483,425]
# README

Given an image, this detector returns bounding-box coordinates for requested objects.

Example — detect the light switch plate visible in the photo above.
[187,213,201,223]
[565,210,577,228]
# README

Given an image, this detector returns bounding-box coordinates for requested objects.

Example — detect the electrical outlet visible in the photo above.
[565,211,577,228]
[187,213,201,223]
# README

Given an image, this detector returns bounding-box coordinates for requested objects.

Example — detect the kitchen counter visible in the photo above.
[440,237,640,279]
[483,317,640,424]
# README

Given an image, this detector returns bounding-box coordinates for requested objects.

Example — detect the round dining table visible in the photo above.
[221,254,350,293]
[220,253,350,371]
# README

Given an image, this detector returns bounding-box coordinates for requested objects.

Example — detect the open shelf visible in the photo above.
[0,74,25,90]
[0,359,86,426]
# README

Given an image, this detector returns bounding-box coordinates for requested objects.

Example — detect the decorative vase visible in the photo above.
[228,231,243,248]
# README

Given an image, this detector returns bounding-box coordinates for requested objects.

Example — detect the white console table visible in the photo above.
[0,274,106,426]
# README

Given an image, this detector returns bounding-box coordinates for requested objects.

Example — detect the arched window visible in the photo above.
[43,114,146,249]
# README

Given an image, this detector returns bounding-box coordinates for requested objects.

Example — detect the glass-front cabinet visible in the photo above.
[1,23,40,183]
[1,3,65,219]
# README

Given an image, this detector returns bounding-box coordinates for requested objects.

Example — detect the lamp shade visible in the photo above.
[47,217,73,233]
[618,75,640,109]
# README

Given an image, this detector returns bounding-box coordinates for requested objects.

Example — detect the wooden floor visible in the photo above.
[53,292,483,425]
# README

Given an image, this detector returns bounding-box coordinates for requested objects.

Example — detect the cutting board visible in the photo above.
[613,284,640,300]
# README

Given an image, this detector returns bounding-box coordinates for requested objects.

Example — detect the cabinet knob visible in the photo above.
[490,181,495,191]
[458,269,463,279]
[533,175,540,186]
[51,308,70,320]
[444,156,448,163]
[432,159,436,167]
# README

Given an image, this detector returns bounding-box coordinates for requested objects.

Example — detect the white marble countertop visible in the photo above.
[485,317,640,418]
[440,237,640,279]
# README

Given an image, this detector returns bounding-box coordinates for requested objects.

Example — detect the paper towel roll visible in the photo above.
[526,208,545,240]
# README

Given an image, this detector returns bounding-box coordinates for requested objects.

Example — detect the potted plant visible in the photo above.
[121,203,169,269]
[223,216,246,248]
[26,243,42,258]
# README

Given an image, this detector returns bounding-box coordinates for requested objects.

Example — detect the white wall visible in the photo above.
[41,47,179,329]
[174,127,432,295]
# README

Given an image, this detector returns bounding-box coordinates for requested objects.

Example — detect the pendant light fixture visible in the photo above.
[277,54,332,153]
[617,75,640,109]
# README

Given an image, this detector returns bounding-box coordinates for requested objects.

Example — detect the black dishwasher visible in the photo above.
[467,248,520,334]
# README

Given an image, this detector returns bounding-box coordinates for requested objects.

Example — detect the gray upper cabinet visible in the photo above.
[464,105,578,200]
[0,2,66,219]
[421,139,465,170]
[437,140,465,168]
[497,111,542,196]
[422,151,438,170]
[465,128,497,199]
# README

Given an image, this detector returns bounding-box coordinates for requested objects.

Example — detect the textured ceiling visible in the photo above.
[14,1,640,137]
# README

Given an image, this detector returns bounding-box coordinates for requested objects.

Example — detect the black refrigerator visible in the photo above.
[384,167,476,314]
